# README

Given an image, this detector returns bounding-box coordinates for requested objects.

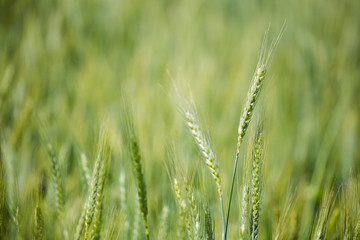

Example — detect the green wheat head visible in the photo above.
[250,128,263,240]
[129,129,149,239]
[185,110,222,197]
[46,143,65,220]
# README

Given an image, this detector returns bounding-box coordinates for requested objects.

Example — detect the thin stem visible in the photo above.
[223,150,240,240]
[220,195,225,239]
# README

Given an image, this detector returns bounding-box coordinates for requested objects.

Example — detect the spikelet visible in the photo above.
[185,110,222,197]
[129,130,149,239]
[250,128,263,240]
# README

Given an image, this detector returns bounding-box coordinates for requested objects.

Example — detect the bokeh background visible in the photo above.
[1,0,360,239]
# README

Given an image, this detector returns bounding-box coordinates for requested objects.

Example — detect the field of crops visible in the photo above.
[1,0,360,239]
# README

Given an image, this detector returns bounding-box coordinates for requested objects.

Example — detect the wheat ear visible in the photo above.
[239,183,249,240]
[84,153,102,239]
[34,201,44,240]
[184,110,225,234]
[250,129,263,240]
[89,148,108,240]
[129,130,149,239]
[174,178,186,239]
[185,111,222,196]
[239,142,253,239]
[184,178,199,239]
[82,130,110,240]
[46,144,65,219]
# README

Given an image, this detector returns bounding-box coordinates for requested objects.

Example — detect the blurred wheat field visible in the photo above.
[1,0,360,239]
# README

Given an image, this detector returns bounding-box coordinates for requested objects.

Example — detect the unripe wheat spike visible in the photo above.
[184,110,225,236]
[46,143,65,220]
[130,130,149,239]
[250,129,263,240]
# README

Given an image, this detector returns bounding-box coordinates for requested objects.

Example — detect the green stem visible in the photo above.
[224,149,241,240]
[220,195,225,239]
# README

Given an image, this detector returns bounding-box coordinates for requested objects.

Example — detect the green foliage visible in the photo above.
[1,0,360,239]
